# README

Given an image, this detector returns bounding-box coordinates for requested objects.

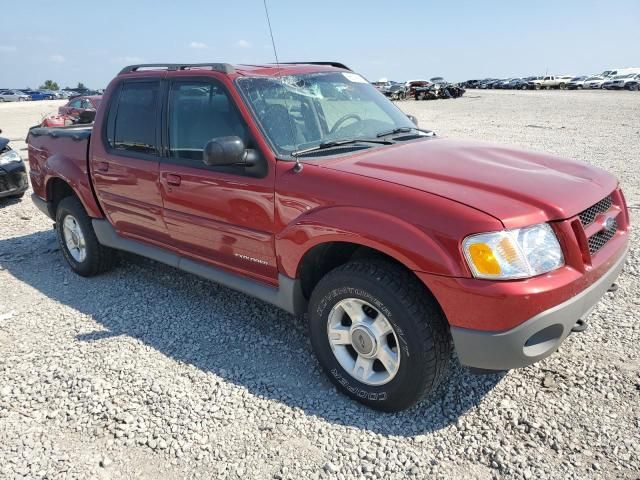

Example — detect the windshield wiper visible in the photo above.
[291,138,392,157]
[376,126,435,138]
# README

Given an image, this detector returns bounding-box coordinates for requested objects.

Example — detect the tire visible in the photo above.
[55,196,117,276]
[308,261,451,411]
[559,83,566,90]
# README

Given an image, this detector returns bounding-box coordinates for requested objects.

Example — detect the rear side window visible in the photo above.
[107,81,159,155]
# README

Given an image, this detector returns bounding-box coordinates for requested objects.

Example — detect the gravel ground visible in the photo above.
[0,90,638,480]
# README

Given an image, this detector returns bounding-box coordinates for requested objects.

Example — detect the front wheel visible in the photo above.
[308,261,451,411]
[56,196,117,276]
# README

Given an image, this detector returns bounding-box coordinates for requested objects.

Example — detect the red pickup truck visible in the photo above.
[27,62,629,411]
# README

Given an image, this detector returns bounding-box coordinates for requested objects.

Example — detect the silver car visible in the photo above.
[0,90,31,102]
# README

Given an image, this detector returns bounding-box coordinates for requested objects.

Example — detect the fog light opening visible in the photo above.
[523,324,564,358]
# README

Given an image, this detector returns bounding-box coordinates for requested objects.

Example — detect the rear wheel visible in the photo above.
[55,196,117,276]
[308,261,451,411]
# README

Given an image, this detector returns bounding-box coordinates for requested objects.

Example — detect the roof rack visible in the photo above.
[279,62,351,71]
[119,63,235,75]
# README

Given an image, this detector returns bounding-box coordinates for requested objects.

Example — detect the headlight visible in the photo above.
[0,149,22,166]
[462,223,564,280]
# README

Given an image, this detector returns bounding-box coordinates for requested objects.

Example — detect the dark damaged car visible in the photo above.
[0,129,28,199]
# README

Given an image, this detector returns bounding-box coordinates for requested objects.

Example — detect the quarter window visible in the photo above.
[107,81,160,155]
[168,80,247,161]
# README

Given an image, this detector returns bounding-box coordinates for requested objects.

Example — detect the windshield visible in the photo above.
[236,71,416,157]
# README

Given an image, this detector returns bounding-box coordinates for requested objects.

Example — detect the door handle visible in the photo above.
[166,174,182,186]
[95,161,109,172]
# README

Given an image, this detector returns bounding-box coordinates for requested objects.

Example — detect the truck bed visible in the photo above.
[27,125,94,205]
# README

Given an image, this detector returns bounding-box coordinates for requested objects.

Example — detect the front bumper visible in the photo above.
[0,161,28,198]
[448,246,628,370]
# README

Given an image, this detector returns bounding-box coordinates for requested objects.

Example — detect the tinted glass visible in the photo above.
[168,80,247,161]
[108,81,159,155]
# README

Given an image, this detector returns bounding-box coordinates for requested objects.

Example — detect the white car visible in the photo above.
[0,90,31,102]
[602,73,640,90]
[583,76,606,89]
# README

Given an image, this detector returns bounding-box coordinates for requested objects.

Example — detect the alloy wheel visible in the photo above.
[327,298,401,386]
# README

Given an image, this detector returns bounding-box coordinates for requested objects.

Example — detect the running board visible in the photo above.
[92,219,306,315]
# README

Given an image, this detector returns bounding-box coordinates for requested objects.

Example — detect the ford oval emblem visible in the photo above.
[603,216,616,231]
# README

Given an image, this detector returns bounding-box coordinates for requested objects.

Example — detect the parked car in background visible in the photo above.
[463,79,481,88]
[406,80,430,97]
[383,83,408,100]
[601,68,640,78]
[0,128,28,199]
[22,90,55,100]
[0,90,31,102]
[566,76,588,89]
[583,76,606,89]
[478,79,499,89]
[40,90,63,99]
[504,78,528,89]
[58,95,102,116]
[602,73,640,90]
[624,79,640,91]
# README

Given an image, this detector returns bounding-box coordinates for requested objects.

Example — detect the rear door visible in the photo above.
[158,76,278,283]
[90,78,171,246]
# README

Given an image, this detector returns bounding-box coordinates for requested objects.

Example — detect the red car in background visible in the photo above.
[58,95,101,116]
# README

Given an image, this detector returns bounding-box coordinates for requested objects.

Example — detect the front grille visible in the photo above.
[579,195,612,227]
[588,219,617,254]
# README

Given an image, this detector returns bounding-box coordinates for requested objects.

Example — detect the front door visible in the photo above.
[159,77,277,284]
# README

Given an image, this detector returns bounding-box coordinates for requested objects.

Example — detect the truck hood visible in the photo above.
[320,138,617,227]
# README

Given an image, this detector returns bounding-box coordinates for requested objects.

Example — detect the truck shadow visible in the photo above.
[0,229,504,437]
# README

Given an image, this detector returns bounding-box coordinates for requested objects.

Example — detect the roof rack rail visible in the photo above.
[119,63,235,75]
[280,62,351,71]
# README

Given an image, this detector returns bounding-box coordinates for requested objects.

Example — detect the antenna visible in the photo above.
[262,0,303,173]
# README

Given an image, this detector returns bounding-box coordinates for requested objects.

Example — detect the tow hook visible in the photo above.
[571,319,588,333]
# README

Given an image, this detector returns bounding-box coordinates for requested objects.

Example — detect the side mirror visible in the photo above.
[407,114,418,126]
[203,136,249,167]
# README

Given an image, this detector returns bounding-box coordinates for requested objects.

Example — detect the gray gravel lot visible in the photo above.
[0,90,638,479]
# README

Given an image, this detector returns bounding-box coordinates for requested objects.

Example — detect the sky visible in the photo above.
[1,0,638,89]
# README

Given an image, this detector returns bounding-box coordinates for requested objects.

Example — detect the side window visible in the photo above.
[69,99,82,108]
[107,81,160,155]
[168,80,247,161]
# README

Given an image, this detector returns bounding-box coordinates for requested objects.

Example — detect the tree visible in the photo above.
[77,82,86,90]
[40,80,59,90]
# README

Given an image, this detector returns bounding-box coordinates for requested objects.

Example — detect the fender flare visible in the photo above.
[43,153,103,218]
[276,206,463,278]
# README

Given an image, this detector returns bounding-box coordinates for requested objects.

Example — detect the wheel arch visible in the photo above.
[43,154,103,218]
[277,206,463,301]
